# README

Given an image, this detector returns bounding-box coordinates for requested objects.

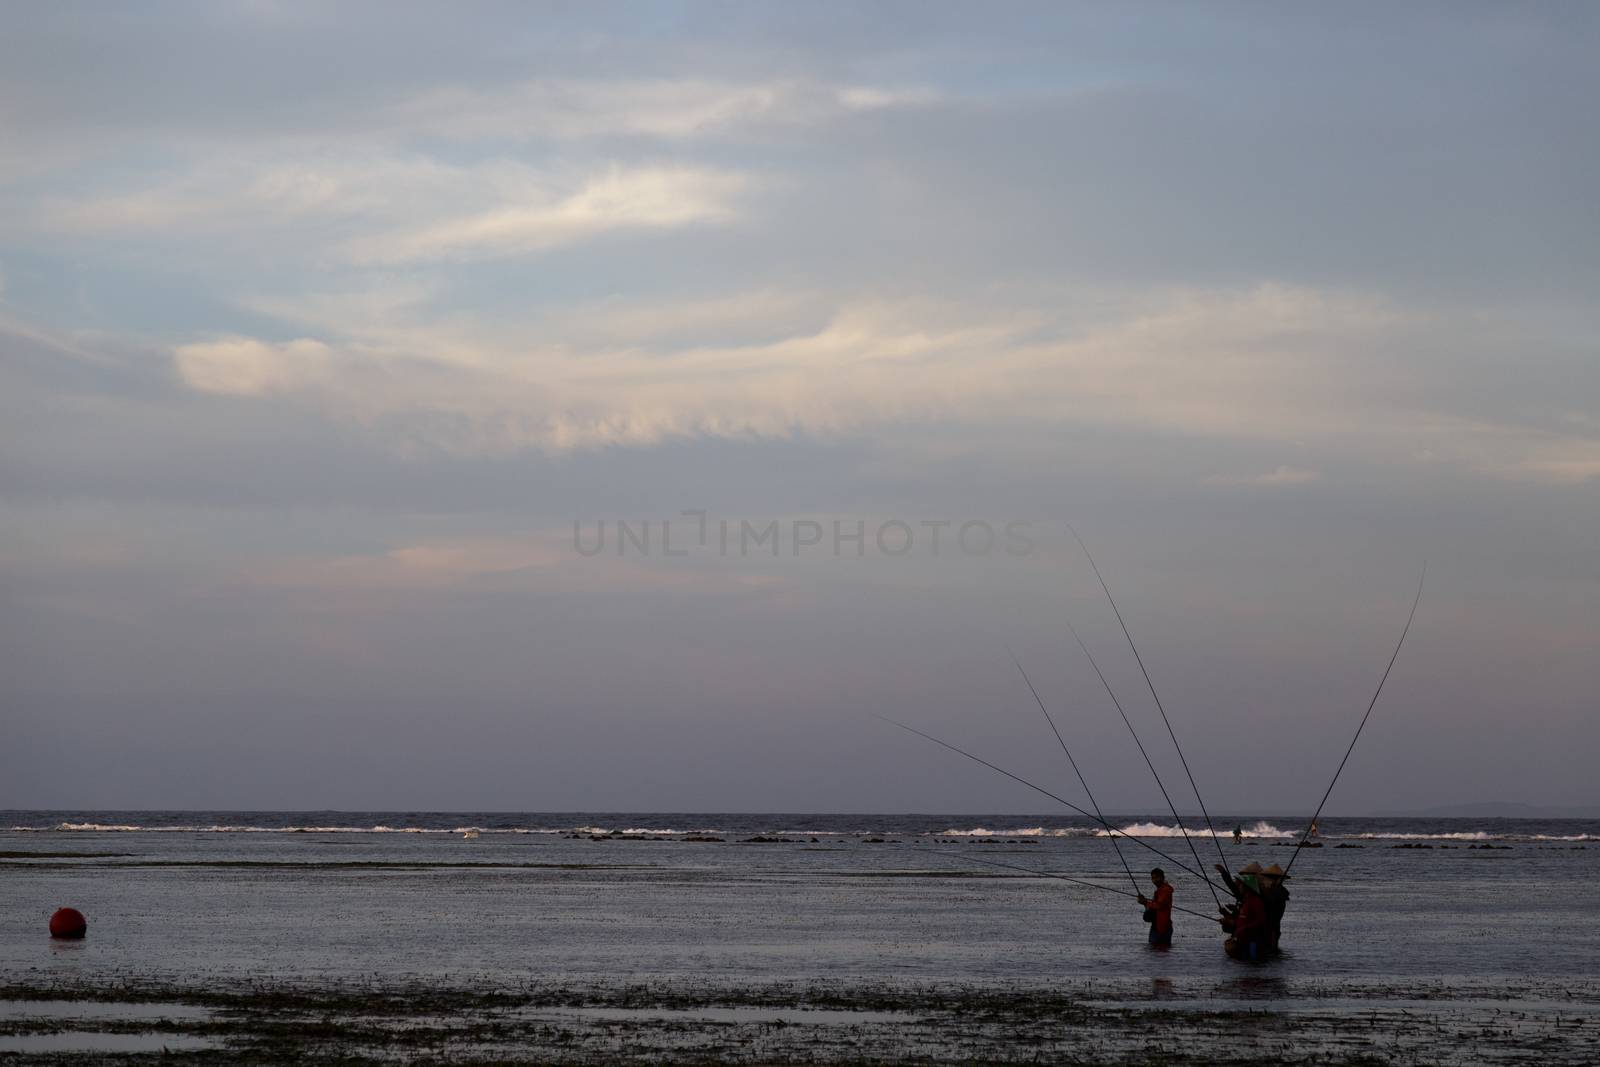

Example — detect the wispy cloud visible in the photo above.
[384,78,935,141]
[165,283,1600,483]
[248,539,568,592]
[38,154,747,262]
[1205,466,1322,488]
[174,337,337,395]
[343,165,747,264]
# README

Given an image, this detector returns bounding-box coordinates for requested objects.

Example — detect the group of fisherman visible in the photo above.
[1135,859,1291,961]
[890,539,1421,968]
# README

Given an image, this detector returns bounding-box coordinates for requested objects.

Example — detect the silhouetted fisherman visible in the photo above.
[1257,863,1291,951]
[1137,867,1174,947]
[1217,860,1290,953]
[1219,862,1268,961]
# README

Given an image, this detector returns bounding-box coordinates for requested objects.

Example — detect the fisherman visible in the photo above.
[1137,867,1174,948]
[1258,863,1291,952]
[1232,824,1244,845]
[1216,857,1254,895]
[1218,861,1269,961]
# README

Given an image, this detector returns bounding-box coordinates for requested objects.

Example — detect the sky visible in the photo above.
[2,2,1597,815]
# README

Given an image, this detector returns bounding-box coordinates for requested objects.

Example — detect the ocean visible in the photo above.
[4,810,1599,1063]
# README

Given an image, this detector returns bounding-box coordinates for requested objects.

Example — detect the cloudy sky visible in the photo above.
[3,3,1596,814]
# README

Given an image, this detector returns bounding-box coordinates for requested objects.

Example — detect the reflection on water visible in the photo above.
[1219,973,1291,999]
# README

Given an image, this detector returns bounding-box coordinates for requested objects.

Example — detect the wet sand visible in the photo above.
[4,972,1599,1065]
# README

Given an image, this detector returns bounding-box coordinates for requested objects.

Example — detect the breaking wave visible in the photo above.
[1097,821,1293,839]
[1351,831,1494,841]
[30,822,567,835]
[8,818,1594,842]
[571,826,739,837]
[934,827,1097,838]
[1350,831,1593,842]
[20,821,850,837]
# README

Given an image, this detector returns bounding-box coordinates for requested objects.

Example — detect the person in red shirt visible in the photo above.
[1138,867,1174,947]
[1221,862,1269,961]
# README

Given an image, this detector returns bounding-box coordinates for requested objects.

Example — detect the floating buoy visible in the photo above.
[49,907,87,939]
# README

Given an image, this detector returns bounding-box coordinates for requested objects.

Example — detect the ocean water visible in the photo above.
[4,810,1597,988]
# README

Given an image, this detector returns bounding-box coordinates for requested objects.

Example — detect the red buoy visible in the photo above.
[49,907,87,939]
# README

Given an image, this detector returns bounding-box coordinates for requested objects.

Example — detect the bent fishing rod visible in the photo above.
[1069,526,1232,874]
[875,842,1224,924]
[1007,647,1140,894]
[1065,619,1226,909]
[874,713,1214,884]
[1284,564,1426,877]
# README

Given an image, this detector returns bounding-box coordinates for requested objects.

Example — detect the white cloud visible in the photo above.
[166,283,1600,486]
[174,337,336,395]
[343,166,746,264]
[37,154,749,266]
[1424,418,1600,485]
[384,78,934,142]
[544,289,830,348]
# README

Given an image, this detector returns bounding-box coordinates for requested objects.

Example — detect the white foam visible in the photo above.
[1096,821,1292,839]
[1350,831,1511,841]
[12,820,1591,843]
[572,826,727,836]
[35,822,566,835]
[933,827,1096,838]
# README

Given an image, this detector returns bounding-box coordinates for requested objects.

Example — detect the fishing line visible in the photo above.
[1065,619,1227,908]
[874,842,1224,924]
[1068,525,1232,876]
[1006,646,1141,894]
[874,713,1211,883]
[1285,564,1425,877]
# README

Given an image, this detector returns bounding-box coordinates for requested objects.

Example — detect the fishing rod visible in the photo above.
[1284,564,1426,877]
[1065,619,1226,909]
[875,842,1225,924]
[874,713,1213,883]
[1068,525,1232,875]
[1006,647,1140,894]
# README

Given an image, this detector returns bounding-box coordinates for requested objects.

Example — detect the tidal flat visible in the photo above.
[3,974,1599,1065]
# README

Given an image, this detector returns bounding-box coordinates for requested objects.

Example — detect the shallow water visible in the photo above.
[3,810,1599,1067]
[4,810,1597,989]
[0,1032,217,1053]
[0,999,211,1021]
